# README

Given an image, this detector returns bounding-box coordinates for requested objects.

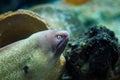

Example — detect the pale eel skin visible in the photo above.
[0,30,69,80]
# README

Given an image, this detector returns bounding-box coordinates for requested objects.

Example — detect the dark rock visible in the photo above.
[65,26,119,80]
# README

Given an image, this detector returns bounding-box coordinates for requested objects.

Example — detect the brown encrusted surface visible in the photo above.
[0,10,51,47]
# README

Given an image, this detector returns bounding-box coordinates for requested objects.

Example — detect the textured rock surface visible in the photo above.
[65,26,120,80]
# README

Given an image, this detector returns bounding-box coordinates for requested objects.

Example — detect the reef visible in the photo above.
[65,26,120,80]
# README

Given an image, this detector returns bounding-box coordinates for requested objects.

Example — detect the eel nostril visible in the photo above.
[23,66,29,74]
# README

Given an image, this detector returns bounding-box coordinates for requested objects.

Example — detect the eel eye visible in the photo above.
[56,35,64,41]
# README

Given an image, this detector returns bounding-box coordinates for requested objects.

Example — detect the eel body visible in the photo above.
[0,30,69,80]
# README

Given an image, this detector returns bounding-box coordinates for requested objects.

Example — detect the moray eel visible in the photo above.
[0,30,69,80]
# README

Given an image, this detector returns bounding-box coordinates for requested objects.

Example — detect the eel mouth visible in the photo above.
[55,36,69,55]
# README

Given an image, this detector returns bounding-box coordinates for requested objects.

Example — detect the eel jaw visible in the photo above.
[55,36,69,56]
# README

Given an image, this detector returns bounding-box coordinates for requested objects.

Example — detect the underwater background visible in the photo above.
[0,0,120,80]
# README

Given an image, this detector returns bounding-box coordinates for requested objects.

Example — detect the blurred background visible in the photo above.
[0,0,57,13]
[1,0,118,13]
[0,0,119,39]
